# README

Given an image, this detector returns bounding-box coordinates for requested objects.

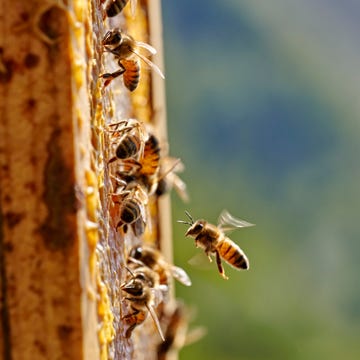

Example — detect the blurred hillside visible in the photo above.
[162,0,360,359]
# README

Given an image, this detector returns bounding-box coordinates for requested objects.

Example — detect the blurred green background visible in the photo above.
[161,0,360,359]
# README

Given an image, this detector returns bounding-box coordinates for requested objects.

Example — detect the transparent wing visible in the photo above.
[184,326,208,347]
[188,252,214,269]
[151,285,168,307]
[130,49,165,79]
[171,174,189,203]
[130,0,138,17]
[146,303,165,341]
[218,209,255,233]
[135,40,157,55]
[170,265,192,286]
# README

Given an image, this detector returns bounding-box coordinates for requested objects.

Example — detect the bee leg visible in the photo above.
[108,156,118,164]
[203,245,213,263]
[100,68,126,86]
[215,250,228,280]
[116,221,128,233]
[122,311,139,338]
[100,61,126,86]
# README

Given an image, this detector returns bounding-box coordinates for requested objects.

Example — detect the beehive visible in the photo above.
[0,1,173,359]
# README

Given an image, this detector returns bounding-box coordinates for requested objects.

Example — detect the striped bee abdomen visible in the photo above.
[122,59,140,91]
[217,238,249,270]
[116,135,141,159]
[120,199,141,224]
[140,134,161,176]
[106,0,129,17]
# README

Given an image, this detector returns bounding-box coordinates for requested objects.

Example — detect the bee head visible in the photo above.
[102,29,122,47]
[178,211,205,237]
[121,278,144,296]
[130,246,143,260]
[185,220,205,237]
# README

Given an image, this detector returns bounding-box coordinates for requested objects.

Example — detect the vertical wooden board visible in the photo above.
[0,1,84,359]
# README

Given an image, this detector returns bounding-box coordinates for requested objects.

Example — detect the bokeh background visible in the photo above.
[161,0,360,359]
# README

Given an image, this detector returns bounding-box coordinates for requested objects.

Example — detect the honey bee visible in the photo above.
[178,210,254,280]
[119,135,188,200]
[115,133,161,194]
[107,119,147,163]
[100,29,164,90]
[157,301,206,360]
[110,181,148,233]
[121,266,166,340]
[128,245,192,287]
[105,0,137,18]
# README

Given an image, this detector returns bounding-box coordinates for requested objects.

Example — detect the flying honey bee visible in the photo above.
[121,266,166,341]
[105,0,137,18]
[107,119,147,163]
[128,245,192,287]
[100,29,164,91]
[110,181,148,233]
[178,210,254,280]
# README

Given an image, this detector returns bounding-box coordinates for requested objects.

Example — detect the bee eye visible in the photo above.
[111,32,122,44]
[194,223,203,232]
[136,273,146,281]
[133,247,142,259]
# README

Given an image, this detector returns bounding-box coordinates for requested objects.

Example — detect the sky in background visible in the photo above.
[161,1,360,359]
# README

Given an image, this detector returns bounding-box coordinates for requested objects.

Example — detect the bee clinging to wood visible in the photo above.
[121,266,166,341]
[105,0,137,18]
[107,119,148,163]
[114,133,161,194]
[100,29,164,91]
[157,301,207,360]
[128,245,192,287]
[178,210,254,280]
[109,181,148,233]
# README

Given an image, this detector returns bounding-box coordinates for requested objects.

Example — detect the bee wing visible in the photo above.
[151,285,168,307]
[130,0,138,17]
[170,265,192,286]
[158,158,189,202]
[135,40,157,55]
[188,252,214,269]
[218,209,255,233]
[132,217,146,237]
[170,173,189,203]
[184,326,208,347]
[130,49,165,79]
[146,303,165,341]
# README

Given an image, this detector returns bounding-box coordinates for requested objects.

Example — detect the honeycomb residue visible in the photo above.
[97,272,116,360]
[75,0,173,358]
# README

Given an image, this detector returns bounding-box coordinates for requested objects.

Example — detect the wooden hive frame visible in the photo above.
[0,0,174,359]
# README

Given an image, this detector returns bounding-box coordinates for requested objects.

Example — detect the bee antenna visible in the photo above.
[185,210,194,224]
[177,220,192,226]
[177,211,194,226]
[157,158,182,182]
[125,266,135,278]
